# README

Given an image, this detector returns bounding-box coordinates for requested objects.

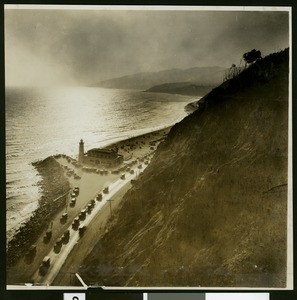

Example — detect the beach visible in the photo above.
[7,127,170,285]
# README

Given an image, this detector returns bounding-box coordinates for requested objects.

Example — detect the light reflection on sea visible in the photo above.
[6,86,197,242]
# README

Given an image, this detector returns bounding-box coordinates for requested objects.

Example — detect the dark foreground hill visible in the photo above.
[79,49,289,287]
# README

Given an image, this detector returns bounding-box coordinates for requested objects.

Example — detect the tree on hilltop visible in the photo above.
[243,49,262,65]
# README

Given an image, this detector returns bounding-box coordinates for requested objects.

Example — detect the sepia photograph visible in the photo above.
[5,5,292,288]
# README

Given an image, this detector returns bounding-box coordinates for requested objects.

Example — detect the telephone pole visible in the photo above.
[107,199,114,216]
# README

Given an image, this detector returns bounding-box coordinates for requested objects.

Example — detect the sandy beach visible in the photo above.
[7,127,170,285]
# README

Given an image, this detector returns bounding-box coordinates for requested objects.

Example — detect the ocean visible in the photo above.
[6,86,197,242]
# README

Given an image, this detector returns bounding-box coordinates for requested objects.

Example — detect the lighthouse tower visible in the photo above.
[78,139,84,163]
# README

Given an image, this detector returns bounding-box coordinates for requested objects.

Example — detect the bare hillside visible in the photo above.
[79,49,289,288]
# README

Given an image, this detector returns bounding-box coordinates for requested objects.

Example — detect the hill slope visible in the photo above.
[95,66,226,90]
[80,49,289,287]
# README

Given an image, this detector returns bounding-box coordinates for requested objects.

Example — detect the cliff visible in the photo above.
[79,49,289,287]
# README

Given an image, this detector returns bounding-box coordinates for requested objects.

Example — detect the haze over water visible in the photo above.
[6,86,197,242]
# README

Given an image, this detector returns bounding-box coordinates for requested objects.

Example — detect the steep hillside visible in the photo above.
[80,49,289,287]
[95,66,226,90]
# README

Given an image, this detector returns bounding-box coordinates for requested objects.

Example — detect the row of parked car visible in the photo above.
[38,181,113,277]
[39,186,81,276]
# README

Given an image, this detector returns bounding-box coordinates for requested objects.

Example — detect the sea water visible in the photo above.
[6,86,198,242]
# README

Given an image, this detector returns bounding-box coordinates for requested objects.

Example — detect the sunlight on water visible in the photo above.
[6,86,197,241]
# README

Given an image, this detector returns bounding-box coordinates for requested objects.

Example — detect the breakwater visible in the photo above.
[7,156,70,267]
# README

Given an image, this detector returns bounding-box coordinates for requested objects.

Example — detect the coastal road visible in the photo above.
[32,164,148,285]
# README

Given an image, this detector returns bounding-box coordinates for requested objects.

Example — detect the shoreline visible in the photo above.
[7,126,171,284]
[7,126,171,235]
[6,157,70,267]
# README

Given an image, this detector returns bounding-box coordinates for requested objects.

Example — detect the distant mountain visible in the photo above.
[80,49,289,287]
[145,82,215,96]
[94,66,226,90]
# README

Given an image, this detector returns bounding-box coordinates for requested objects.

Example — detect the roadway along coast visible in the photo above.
[7,127,169,286]
[32,164,148,285]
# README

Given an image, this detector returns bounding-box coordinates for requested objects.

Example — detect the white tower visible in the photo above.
[79,139,84,163]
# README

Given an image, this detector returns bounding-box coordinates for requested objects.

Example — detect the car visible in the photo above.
[45,230,52,239]
[79,210,87,220]
[60,212,68,221]
[39,265,48,276]
[42,256,51,267]
[70,198,76,206]
[62,230,70,243]
[72,217,80,228]
[56,238,63,246]
[73,187,80,195]
[78,225,87,236]
[87,203,93,213]
[63,230,70,239]
[26,245,37,258]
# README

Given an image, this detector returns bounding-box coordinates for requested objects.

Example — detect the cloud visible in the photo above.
[5,8,289,86]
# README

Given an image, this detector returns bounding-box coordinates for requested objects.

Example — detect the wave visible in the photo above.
[6,178,22,185]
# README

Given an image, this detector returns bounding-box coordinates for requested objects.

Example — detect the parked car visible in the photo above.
[60,213,68,221]
[45,230,52,239]
[72,217,80,229]
[70,198,76,207]
[62,230,70,243]
[79,209,87,220]
[96,193,103,201]
[42,256,50,267]
[73,187,80,195]
[26,245,37,258]
[79,225,87,236]
[87,203,93,213]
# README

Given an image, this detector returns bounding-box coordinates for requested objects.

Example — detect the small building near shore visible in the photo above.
[78,139,123,167]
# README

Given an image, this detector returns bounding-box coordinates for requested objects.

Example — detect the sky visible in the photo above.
[4,6,289,87]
